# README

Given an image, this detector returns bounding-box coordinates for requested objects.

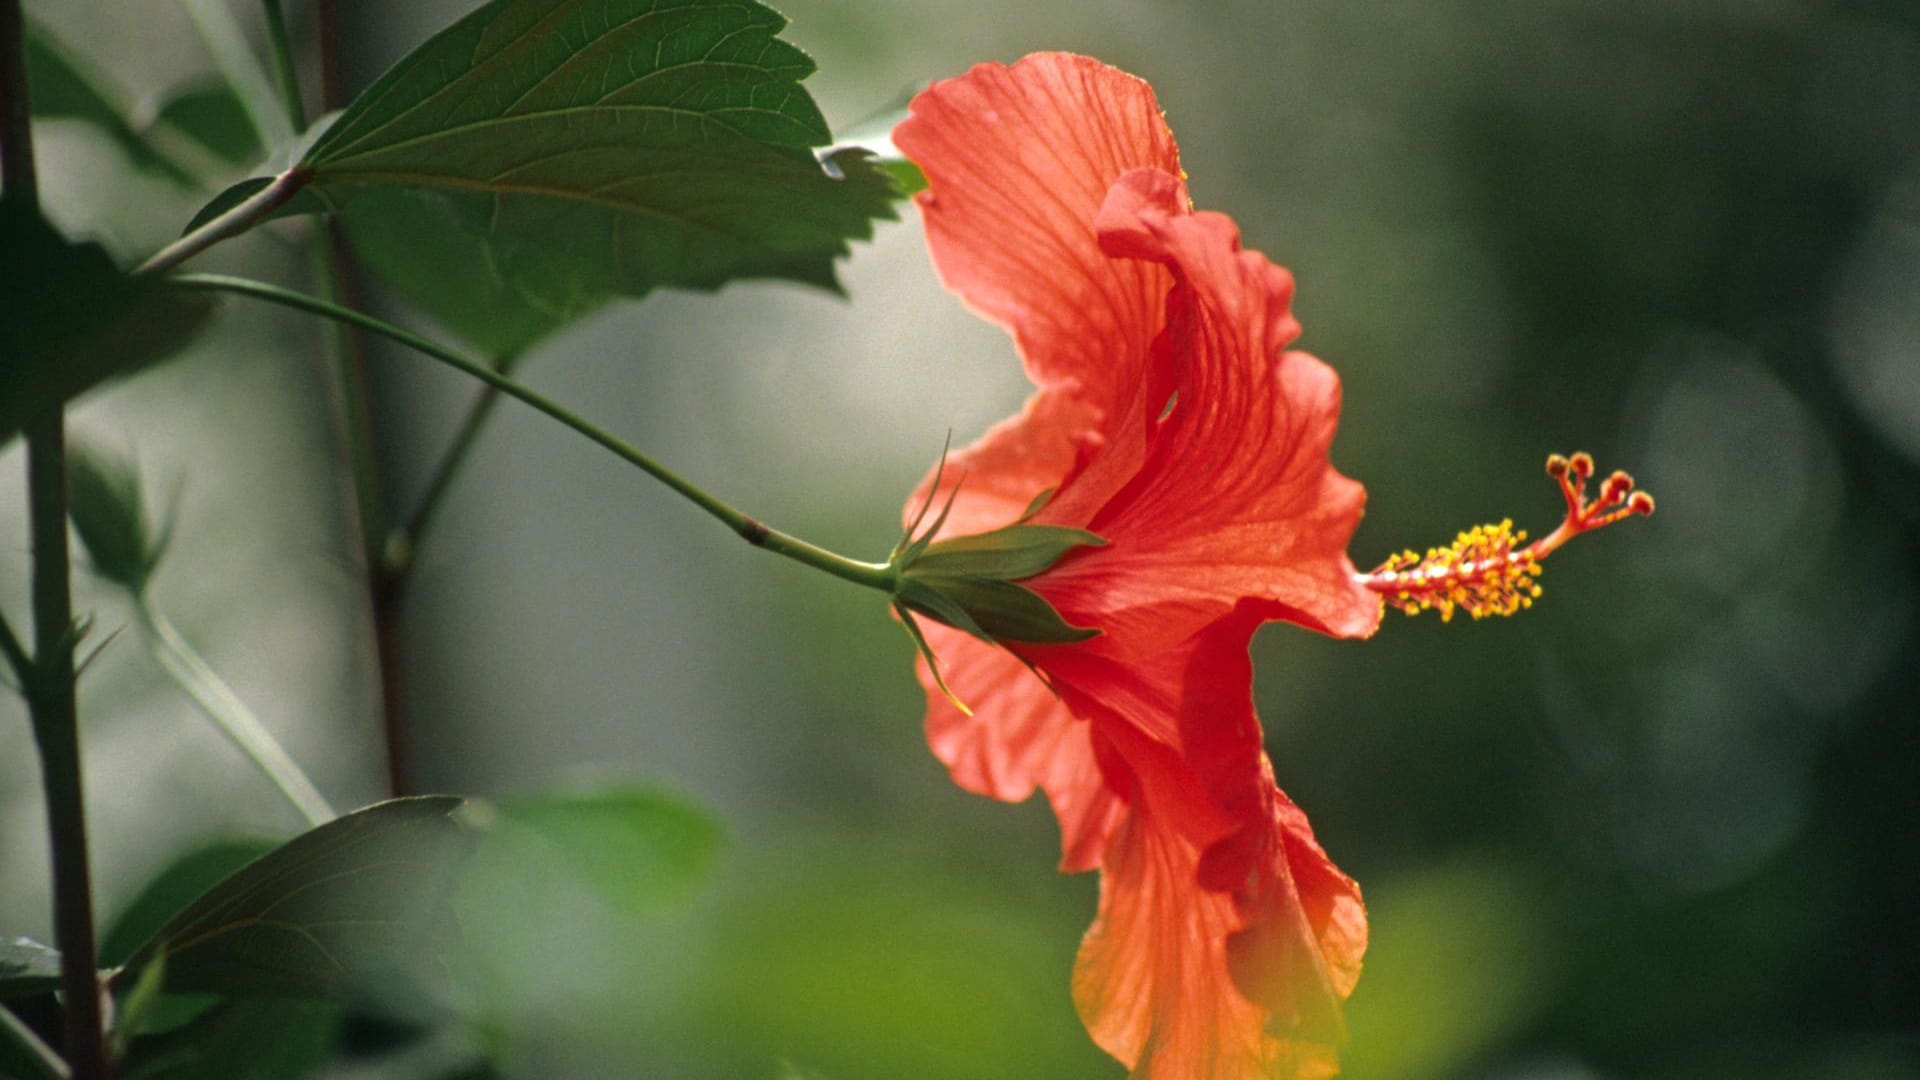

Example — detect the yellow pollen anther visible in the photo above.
[1368,519,1541,622]
[1360,451,1654,622]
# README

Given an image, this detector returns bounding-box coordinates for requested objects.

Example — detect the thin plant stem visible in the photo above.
[393,369,514,578]
[20,424,110,1080]
[258,0,306,131]
[265,1,407,795]
[0,1005,69,1080]
[169,273,901,595]
[134,597,335,828]
[0,1,32,207]
[310,235,390,575]
[2,4,110,1075]
[133,166,311,277]
[177,0,292,149]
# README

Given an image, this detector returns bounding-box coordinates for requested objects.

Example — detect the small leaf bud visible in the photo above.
[67,443,168,594]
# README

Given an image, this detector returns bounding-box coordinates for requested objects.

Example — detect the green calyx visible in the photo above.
[889,517,1106,713]
[886,450,1105,711]
[892,523,1105,646]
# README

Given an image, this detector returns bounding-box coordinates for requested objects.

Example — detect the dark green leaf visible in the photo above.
[296,0,901,355]
[103,839,281,968]
[0,205,214,448]
[154,80,265,167]
[121,798,482,1012]
[494,787,723,915]
[121,999,339,1080]
[0,938,61,1001]
[24,21,196,185]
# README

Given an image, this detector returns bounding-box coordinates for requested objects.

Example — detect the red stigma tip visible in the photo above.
[1362,450,1657,621]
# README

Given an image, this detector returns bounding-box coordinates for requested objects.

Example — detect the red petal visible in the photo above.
[1074,806,1344,1080]
[895,53,1180,406]
[1035,169,1381,651]
[896,54,1186,540]
[900,388,1102,541]
[1050,612,1364,1078]
[917,621,1123,872]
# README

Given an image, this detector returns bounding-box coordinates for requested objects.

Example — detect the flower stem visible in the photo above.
[168,273,900,595]
[133,597,335,828]
[2,4,110,1075]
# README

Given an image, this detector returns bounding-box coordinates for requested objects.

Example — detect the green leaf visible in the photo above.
[24,21,196,185]
[121,999,339,1080]
[0,204,214,449]
[112,948,172,1057]
[103,839,281,968]
[295,0,900,355]
[494,787,724,915]
[0,937,61,1001]
[154,79,265,167]
[119,798,482,1012]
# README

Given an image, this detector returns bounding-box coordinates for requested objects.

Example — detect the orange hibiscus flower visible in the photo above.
[892,53,1376,1078]
[887,52,1652,1078]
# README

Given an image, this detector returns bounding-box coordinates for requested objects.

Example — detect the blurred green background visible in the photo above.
[3,0,1917,1077]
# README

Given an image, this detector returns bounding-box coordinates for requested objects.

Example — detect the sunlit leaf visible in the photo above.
[119,798,482,1011]
[495,787,724,915]
[185,0,901,356]
[0,204,213,448]
[822,102,926,197]
[23,20,196,185]
[0,937,61,1001]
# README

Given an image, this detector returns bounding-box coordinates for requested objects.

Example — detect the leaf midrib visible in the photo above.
[318,169,854,246]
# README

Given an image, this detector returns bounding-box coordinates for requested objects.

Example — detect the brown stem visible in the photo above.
[293,0,410,795]
[23,424,110,1080]
[3,3,110,1074]
[0,0,35,207]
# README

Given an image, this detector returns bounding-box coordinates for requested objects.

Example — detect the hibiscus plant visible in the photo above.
[0,4,1652,1079]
